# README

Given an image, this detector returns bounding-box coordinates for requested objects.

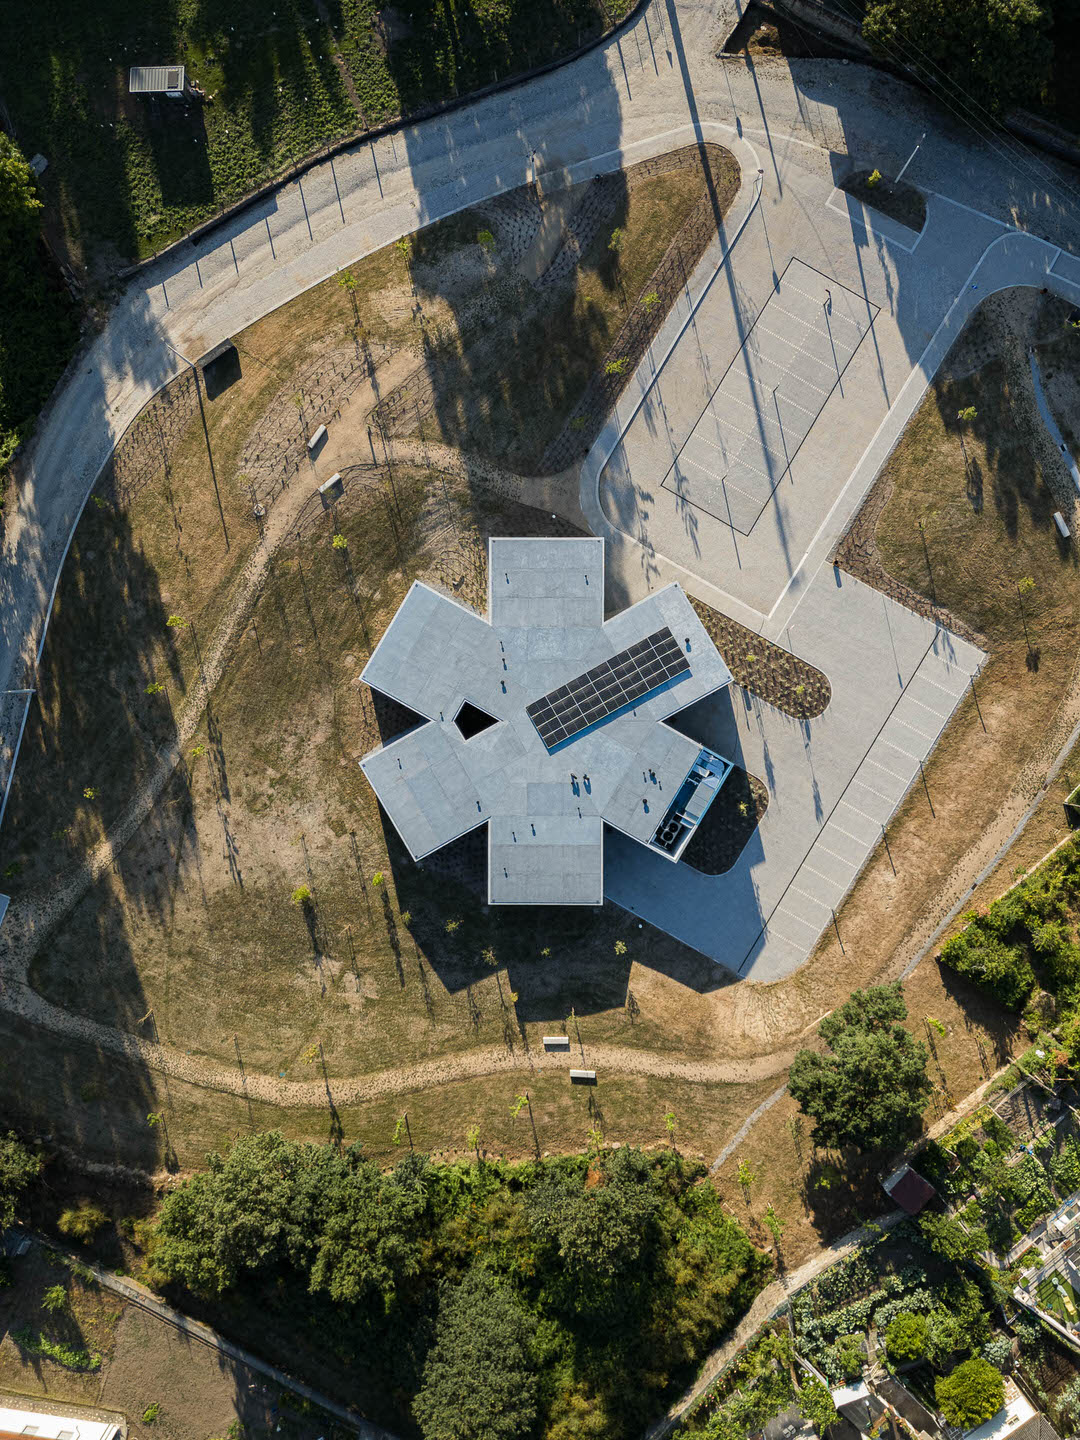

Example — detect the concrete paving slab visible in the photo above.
[658,258,879,536]
[603,565,984,978]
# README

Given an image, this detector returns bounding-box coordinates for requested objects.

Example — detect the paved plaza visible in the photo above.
[603,565,983,980]
[661,259,878,536]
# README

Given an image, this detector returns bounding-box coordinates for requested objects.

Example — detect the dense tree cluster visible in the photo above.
[0,136,78,474]
[788,984,932,1153]
[862,0,1054,115]
[150,1134,769,1440]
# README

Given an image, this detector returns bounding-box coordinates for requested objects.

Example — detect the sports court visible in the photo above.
[660,258,879,535]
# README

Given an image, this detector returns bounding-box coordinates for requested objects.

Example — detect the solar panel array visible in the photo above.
[526,627,691,751]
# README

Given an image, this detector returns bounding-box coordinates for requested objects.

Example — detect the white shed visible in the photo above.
[129,65,186,97]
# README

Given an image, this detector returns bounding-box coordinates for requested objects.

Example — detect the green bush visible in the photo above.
[886,1311,929,1361]
[0,1131,42,1229]
[936,1356,1005,1429]
[12,1327,99,1371]
[940,926,1035,1011]
[57,1203,108,1242]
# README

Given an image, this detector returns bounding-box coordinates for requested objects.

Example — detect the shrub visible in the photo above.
[866,169,882,187]
[57,1204,108,1242]
[935,1357,1005,1429]
[886,1311,929,1361]
[919,1210,989,1261]
[798,1378,838,1435]
[939,926,1035,1011]
[290,884,313,908]
[982,1335,1013,1369]
[12,1327,99,1371]
[41,1283,67,1314]
[604,357,629,377]
[142,1403,161,1424]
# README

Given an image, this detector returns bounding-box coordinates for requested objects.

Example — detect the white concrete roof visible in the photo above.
[0,1401,120,1440]
[360,538,733,904]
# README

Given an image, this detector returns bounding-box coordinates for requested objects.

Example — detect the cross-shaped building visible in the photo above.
[359,538,734,905]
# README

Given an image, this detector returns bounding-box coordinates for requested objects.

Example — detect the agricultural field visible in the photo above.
[3,0,634,273]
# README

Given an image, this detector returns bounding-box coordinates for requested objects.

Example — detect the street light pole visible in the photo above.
[896,131,926,184]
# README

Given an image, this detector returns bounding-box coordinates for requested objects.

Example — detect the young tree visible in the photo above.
[0,1131,41,1229]
[413,1269,538,1440]
[935,1357,1005,1429]
[788,983,931,1152]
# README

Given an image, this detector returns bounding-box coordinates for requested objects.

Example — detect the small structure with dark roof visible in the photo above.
[882,1164,937,1215]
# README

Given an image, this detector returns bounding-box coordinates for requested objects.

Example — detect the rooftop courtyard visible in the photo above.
[360,538,734,904]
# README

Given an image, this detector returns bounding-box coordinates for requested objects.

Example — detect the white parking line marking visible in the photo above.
[836,798,886,830]
[792,885,833,911]
[866,756,911,785]
[849,775,898,806]
[816,842,856,868]
[774,906,821,933]
[880,738,920,762]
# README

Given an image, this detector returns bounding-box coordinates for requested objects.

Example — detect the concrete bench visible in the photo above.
[318,472,343,498]
[569,1069,596,1084]
[307,423,327,453]
[543,1036,570,1051]
[1054,511,1071,539]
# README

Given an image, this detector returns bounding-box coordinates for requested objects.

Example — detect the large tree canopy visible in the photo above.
[935,1356,1005,1428]
[413,1270,538,1440]
[862,0,1053,116]
[788,983,931,1153]
[526,1143,662,1284]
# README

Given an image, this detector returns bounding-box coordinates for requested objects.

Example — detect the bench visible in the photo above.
[543,1036,570,1051]
[569,1070,597,1085]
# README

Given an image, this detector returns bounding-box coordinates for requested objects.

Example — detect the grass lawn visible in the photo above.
[4,0,634,271]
